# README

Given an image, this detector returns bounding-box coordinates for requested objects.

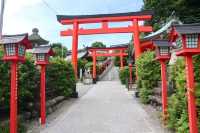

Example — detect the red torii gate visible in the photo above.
[87,46,128,83]
[57,11,153,78]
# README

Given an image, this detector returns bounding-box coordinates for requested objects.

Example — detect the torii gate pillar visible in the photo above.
[92,50,97,84]
[72,21,79,79]
[133,19,141,79]
[120,49,124,69]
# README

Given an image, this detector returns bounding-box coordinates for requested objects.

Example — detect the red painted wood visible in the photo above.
[60,15,152,24]
[40,65,46,125]
[88,47,127,51]
[60,26,152,36]
[185,55,198,133]
[72,21,79,79]
[160,60,168,118]
[129,64,133,87]
[10,61,18,133]
[120,50,124,69]
[92,51,97,80]
[89,53,128,57]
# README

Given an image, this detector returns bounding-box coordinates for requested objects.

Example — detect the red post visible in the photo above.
[185,55,198,133]
[132,19,141,80]
[120,50,124,69]
[10,61,18,133]
[160,60,168,119]
[129,64,133,90]
[92,50,97,83]
[40,65,46,125]
[72,21,79,79]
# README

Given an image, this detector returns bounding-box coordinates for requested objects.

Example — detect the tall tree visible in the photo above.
[91,41,106,48]
[51,43,68,58]
[143,0,200,29]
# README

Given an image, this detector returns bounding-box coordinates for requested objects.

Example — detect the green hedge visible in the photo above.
[0,54,76,131]
[167,56,200,133]
[136,51,160,104]
[119,66,135,85]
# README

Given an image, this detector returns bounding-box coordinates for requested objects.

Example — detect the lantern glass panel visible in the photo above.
[18,44,25,56]
[186,34,198,48]
[176,37,183,48]
[36,53,45,61]
[159,47,169,56]
[5,44,16,56]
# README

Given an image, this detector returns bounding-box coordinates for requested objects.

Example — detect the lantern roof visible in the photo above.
[28,28,49,46]
[33,45,54,55]
[0,33,32,48]
[173,23,200,34]
[153,40,171,47]
[57,10,153,22]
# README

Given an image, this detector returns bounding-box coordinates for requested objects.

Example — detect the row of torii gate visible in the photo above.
[57,11,200,133]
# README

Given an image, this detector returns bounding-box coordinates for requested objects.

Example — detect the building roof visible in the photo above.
[110,43,129,48]
[57,10,153,22]
[142,19,182,41]
[66,48,88,61]
[153,40,171,47]
[0,33,32,48]
[173,23,200,34]
[28,28,49,45]
[33,45,54,55]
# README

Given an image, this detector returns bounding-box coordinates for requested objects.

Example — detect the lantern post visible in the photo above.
[153,40,171,122]
[127,58,133,90]
[1,33,32,133]
[170,24,200,133]
[33,45,54,125]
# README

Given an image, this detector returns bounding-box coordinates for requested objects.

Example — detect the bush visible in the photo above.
[47,57,76,97]
[136,51,160,104]
[119,66,135,85]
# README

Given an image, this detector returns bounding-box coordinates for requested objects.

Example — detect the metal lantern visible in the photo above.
[0,33,32,133]
[33,45,54,65]
[169,23,200,133]
[1,34,32,62]
[153,40,171,60]
[170,24,200,56]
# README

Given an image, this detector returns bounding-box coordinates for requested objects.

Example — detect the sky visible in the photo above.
[2,0,144,50]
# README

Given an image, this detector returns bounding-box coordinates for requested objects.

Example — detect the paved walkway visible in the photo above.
[41,80,169,133]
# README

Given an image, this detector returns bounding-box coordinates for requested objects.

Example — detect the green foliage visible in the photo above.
[114,56,128,67]
[51,43,67,58]
[167,58,188,132]
[91,41,106,48]
[0,120,27,133]
[136,51,160,104]
[143,0,200,30]
[47,57,76,97]
[119,66,135,85]
[18,57,40,112]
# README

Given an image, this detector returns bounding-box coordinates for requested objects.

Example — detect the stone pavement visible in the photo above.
[41,81,170,133]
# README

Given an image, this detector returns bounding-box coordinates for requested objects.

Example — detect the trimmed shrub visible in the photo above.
[119,66,135,85]
[47,57,76,97]
[136,51,160,104]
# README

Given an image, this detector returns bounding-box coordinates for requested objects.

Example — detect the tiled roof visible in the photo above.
[33,45,53,55]
[153,40,171,47]
[0,33,28,44]
[173,23,200,34]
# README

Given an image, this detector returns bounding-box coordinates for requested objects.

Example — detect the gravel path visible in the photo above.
[40,81,170,133]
